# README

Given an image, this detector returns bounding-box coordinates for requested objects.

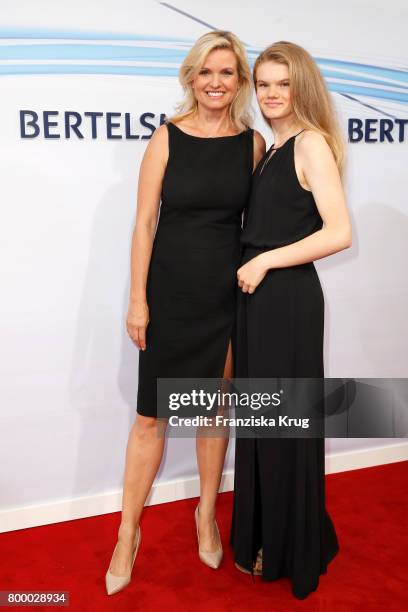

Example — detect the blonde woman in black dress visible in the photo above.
[105,31,265,595]
[231,42,352,599]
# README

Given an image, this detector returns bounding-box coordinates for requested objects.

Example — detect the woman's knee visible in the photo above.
[133,414,166,439]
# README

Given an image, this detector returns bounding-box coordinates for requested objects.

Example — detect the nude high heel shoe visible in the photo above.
[105,526,141,596]
[194,505,223,569]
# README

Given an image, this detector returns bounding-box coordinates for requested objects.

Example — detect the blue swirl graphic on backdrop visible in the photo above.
[0,28,406,105]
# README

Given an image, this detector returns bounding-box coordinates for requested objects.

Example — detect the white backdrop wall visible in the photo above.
[0,0,407,519]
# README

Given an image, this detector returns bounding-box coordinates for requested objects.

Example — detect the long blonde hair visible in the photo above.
[170,31,253,132]
[253,41,345,175]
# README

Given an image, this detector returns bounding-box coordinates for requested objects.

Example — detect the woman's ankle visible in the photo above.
[197,503,216,521]
[118,521,138,543]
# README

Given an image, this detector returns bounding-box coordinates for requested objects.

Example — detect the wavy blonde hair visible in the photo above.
[253,41,345,175]
[169,31,253,132]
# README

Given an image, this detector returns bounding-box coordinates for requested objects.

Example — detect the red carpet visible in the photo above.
[1,461,407,611]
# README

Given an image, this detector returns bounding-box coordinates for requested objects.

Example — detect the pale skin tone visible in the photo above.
[236,59,351,576]
[237,61,352,294]
[108,47,265,577]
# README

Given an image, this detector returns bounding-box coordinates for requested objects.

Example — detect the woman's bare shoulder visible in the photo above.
[253,129,266,148]
[253,129,266,159]
[151,123,169,142]
[297,129,329,153]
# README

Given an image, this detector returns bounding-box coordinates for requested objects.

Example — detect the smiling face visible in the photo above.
[255,61,294,121]
[191,47,240,112]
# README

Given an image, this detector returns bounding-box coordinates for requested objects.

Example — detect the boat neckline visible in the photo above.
[169,122,248,140]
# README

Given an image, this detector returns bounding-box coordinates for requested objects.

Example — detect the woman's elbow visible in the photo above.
[338,226,352,250]
[325,224,352,252]
[134,217,157,239]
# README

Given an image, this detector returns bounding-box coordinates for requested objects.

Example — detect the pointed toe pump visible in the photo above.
[105,526,141,596]
[195,505,223,569]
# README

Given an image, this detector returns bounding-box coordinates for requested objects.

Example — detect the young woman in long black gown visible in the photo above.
[105,31,265,595]
[231,41,352,600]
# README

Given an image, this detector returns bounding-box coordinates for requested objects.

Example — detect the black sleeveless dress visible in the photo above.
[230,132,339,599]
[137,122,254,416]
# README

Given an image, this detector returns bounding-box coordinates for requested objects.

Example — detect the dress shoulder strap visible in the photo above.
[165,121,178,140]
[247,127,254,172]
[164,121,183,160]
[165,121,176,132]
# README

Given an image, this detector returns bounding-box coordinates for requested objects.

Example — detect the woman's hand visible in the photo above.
[126,300,150,350]
[237,255,268,294]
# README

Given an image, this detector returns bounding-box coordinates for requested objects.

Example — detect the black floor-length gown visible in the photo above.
[137,122,253,416]
[230,131,339,600]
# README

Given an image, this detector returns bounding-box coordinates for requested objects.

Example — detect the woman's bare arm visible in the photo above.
[238,130,352,293]
[262,131,351,267]
[127,124,169,349]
